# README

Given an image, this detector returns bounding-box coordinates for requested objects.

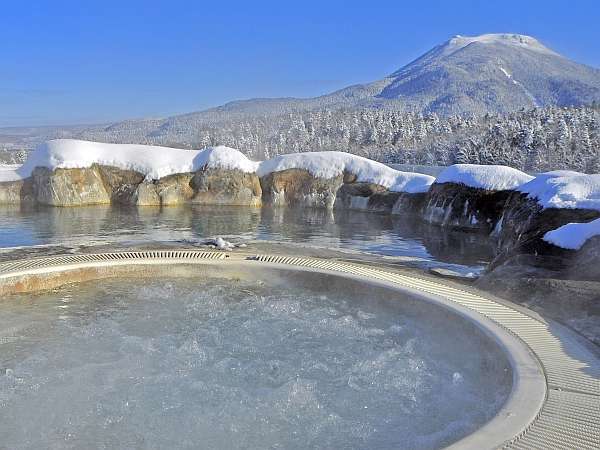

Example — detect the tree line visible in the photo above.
[3,105,599,173]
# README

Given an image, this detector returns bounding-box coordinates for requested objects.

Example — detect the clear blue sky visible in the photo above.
[2,0,599,127]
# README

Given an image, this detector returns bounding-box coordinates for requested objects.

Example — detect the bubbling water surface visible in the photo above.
[0,277,511,449]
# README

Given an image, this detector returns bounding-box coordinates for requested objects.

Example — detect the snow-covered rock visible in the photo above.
[422,164,534,232]
[18,139,259,181]
[517,171,600,211]
[257,152,434,194]
[6,140,435,207]
[422,182,510,231]
[260,168,343,208]
[434,164,533,191]
[18,140,434,195]
[543,218,600,250]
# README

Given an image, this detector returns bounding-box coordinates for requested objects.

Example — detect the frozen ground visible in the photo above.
[0,277,510,449]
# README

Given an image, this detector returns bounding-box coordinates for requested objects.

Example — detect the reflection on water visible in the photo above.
[0,204,494,272]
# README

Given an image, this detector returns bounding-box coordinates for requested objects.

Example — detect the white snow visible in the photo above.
[499,66,512,79]
[434,164,534,190]
[543,218,600,250]
[203,237,247,251]
[17,139,259,180]
[0,165,22,182]
[446,34,556,56]
[498,65,540,107]
[518,171,600,211]
[257,151,435,193]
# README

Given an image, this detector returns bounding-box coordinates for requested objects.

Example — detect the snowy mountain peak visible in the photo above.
[444,33,556,56]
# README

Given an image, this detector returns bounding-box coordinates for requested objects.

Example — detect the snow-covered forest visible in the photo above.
[2,104,599,173]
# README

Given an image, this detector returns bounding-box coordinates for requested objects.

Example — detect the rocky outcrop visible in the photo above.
[333,182,426,215]
[1,165,261,207]
[135,182,161,206]
[96,165,145,205]
[155,173,195,205]
[391,192,427,215]
[568,237,600,281]
[494,192,600,259]
[260,169,343,208]
[334,182,387,210]
[31,165,112,206]
[191,168,261,206]
[422,183,510,232]
[0,178,35,204]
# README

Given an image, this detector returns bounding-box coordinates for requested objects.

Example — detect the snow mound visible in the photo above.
[257,152,435,193]
[18,139,258,180]
[434,164,534,191]
[543,218,600,250]
[518,171,600,211]
[0,165,22,182]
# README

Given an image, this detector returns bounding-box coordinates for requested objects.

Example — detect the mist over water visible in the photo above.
[0,277,511,449]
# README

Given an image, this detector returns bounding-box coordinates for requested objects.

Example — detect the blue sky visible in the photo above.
[1,0,599,127]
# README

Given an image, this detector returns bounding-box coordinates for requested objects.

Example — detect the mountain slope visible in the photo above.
[83,33,599,141]
[364,33,600,115]
[201,33,600,116]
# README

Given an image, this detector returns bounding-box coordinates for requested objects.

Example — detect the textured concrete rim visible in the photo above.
[0,249,599,449]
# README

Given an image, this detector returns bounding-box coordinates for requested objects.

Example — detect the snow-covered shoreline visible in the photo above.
[3,139,599,217]
[11,139,436,194]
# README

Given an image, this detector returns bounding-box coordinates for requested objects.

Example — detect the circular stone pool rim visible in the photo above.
[0,250,598,449]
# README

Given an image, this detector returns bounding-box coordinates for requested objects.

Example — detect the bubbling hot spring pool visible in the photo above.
[0,269,512,449]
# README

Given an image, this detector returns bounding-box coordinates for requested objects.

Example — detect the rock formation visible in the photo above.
[191,168,262,206]
[31,165,112,206]
[260,169,343,208]
[422,183,511,232]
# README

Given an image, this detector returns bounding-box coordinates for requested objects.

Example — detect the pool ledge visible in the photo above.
[1,249,599,449]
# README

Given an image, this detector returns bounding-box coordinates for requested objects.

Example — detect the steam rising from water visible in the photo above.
[0,278,510,449]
